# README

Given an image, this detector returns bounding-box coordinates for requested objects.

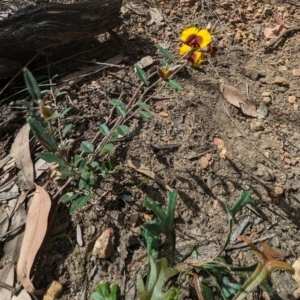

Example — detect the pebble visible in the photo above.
[288,96,296,104]
[274,76,286,85]
[250,120,264,131]
[43,281,63,300]
[274,186,284,195]
[261,91,270,97]
[254,131,263,138]
[293,69,300,76]
[92,228,115,259]
[263,96,271,103]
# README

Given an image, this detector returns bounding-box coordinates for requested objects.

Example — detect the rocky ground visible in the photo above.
[1,0,300,299]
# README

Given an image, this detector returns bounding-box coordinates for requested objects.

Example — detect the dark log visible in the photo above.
[0,0,123,78]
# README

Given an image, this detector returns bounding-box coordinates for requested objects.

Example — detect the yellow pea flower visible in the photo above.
[180,27,212,48]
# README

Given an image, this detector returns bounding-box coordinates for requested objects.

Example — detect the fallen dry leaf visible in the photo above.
[17,184,52,295]
[220,83,263,118]
[0,207,9,239]
[0,262,14,300]
[12,290,31,300]
[292,259,300,283]
[92,228,115,259]
[10,124,34,190]
[145,8,164,26]
[264,24,283,39]
[127,159,174,191]
[273,13,285,26]
[3,204,26,259]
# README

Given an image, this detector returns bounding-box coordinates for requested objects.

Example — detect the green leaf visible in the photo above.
[156,44,174,62]
[135,64,149,86]
[192,66,206,74]
[110,99,122,107]
[166,79,182,90]
[138,102,149,110]
[137,256,178,300]
[56,91,68,98]
[165,190,177,228]
[101,143,114,154]
[116,125,129,136]
[110,99,126,111]
[139,110,152,120]
[56,165,75,179]
[91,282,118,300]
[116,106,126,117]
[100,124,110,136]
[27,117,58,152]
[72,154,83,167]
[80,141,94,153]
[70,194,91,214]
[229,190,254,219]
[90,161,100,171]
[79,178,88,190]
[23,68,41,99]
[159,58,169,67]
[60,192,78,203]
[201,280,213,300]
[60,107,72,117]
[35,152,68,167]
[142,221,160,259]
[62,124,72,136]
[143,191,178,263]
[80,168,92,181]
[78,158,88,172]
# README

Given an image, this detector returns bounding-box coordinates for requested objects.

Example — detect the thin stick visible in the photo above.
[226,234,276,250]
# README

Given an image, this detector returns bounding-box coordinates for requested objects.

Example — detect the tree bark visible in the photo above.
[0,0,123,78]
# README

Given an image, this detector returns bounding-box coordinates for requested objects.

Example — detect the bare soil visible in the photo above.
[1,0,300,299]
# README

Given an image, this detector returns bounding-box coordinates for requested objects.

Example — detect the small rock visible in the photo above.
[137,27,145,34]
[92,228,115,259]
[43,281,63,300]
[288,96,296,104]
[274,76,286,85]
[254,131,263,138]
[278,65,287,71]
[159,111,169,117]
[263,96,271,104]
[294,103,299,110]
[261,91,270,97]
[274,186,284,195]
[293,69,300,76]
[250,120,264,131]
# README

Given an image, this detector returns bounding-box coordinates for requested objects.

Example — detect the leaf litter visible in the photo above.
[10,124,34,190]
[16,184,51,295]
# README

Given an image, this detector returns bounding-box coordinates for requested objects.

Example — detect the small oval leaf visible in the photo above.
[80,141,94,153]
[100,124,110,136]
